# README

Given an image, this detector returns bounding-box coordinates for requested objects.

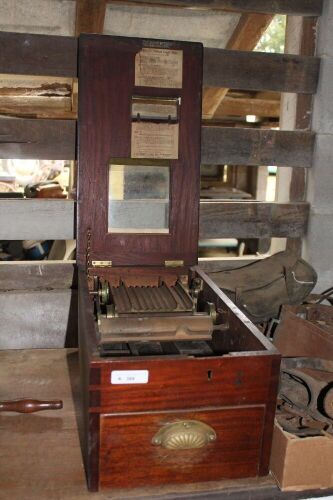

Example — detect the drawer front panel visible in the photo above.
[99,405,265,488]
[92,355,275,412]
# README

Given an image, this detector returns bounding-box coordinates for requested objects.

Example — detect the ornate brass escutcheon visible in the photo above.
[152,420,216,449]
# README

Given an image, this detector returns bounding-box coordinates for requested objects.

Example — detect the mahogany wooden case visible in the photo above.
[77,34,280,492]
[77,34,202,267]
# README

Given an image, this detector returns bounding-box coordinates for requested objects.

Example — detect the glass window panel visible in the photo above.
[108,163,169,233]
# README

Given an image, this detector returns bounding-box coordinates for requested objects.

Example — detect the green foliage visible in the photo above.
[255,15,286,53]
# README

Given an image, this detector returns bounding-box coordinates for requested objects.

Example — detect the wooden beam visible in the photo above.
[225,14,273,51]
[0,33,320,98]
[107,0,323,16]
[0,118,76,159]
[203,48,320,94]
[202,12,273,118]
[0,199,307,241]
[75,0,107,36]
[214,95,280,118]
[0,117,314,166]
[199,201,309,239]
[0,32,77,77]
[202,127,315,167]
[0,262,75,291]
[0,200,75,240]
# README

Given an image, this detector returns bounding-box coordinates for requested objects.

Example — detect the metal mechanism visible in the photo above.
[152,420,216,449]
[277,358,333,436]
[94,277,217,348]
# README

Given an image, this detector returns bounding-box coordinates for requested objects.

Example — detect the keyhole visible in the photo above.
[207,370,213,381]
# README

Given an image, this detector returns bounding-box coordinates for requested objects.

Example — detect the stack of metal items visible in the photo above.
[274,295,333,437]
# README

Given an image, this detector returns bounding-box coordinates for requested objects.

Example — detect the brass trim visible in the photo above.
[152,420,216,449]
[92,260,113,267]
[164,260,184,268]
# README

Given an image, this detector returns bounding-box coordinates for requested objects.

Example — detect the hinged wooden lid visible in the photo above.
[77,35,203,269]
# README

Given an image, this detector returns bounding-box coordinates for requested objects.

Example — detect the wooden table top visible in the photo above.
[0,348,332,500]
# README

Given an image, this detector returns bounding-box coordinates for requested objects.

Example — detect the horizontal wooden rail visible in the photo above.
[0,32,77,77]
[0,262,75,291]
[0,118,315,167]
[0,200,75,240]
[0,199,308,240]
[203,48,320,94]
[109,0,323,16]
[199,201,309,239]
[202,127,315,167]
[0,32,320,96]
[0,118,76,159]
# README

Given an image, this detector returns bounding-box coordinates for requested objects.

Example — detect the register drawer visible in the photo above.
[99,405,265,488]
[91,355,273,413]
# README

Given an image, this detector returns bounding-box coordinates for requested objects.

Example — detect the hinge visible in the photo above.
[92,260,113,268]
[164,260,184,268]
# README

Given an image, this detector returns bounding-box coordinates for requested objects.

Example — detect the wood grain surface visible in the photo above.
[0,117,75,160]
[201,127,315,168]
[1,348,331,499]
[99,406,265,488]
[77,36,202,267]
[0,31,77,77]
[108,0,323,16]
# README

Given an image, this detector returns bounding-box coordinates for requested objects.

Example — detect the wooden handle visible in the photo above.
[0,399,63,413]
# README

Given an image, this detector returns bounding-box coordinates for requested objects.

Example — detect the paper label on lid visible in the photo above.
[131,122,179,159]
[135,47,183,88]
[111,370,149,385]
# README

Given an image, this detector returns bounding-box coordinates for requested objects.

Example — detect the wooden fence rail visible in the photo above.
[0,199,309,240]
[0,33,320,95]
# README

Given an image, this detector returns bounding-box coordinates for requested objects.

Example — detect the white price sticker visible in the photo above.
[111,370,149,385]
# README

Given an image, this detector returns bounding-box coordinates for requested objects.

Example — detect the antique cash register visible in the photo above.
[77,34,280,492]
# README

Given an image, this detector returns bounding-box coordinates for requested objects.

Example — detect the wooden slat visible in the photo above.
[202,12,274,118]
[0,118,314,166]
[0,117,76,159]
[203,48,320,94]
[0,289,77,349]
[0,199,307,241]
[201,127,315,167]
[0,262,75,291]
[0,32,77,77]
[75,0,107,36]
[110,0,323,16]
[0,199,75,240]
[199,201,309,239]
[0,33,319,96]
[215,96,280,118]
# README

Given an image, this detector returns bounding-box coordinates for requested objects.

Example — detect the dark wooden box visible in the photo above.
[77,34,280,492]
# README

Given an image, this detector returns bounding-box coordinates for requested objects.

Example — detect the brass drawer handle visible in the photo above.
[152,420,216,449]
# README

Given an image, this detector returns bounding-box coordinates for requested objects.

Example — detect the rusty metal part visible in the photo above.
[99,314,213,342]
[279,370,311,409]
[282,357,333,373]
[279,362,333,426]
[276,402,332,436]
[99,280,110,305]
[109,281,193,315]
[205,301,217,324]
[274,304,333,360]
[0,399,63,413]
[323,386,333,419]
[190,277,204,309]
